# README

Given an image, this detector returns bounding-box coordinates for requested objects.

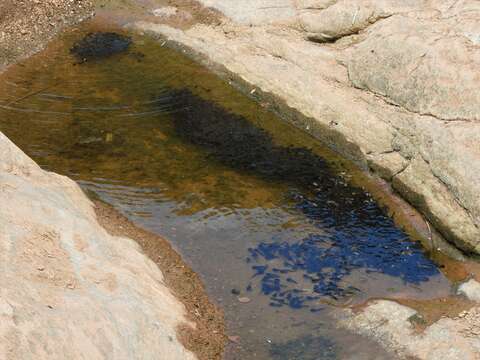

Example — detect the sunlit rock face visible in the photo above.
[0,132,195,360]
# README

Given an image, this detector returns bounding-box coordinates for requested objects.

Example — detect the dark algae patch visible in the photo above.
[70,32,132,62]
[168,90,439,310]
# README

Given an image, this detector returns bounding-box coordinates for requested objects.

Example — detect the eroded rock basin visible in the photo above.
[0,22,478,359]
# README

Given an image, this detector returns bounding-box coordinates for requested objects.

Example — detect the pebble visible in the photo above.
[238,297,251,303]
[228,336,241,344]
[231,288,240,295]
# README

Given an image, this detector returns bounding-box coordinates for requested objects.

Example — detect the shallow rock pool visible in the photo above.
[0,23,460,359]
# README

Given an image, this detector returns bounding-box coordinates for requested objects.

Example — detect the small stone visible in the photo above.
[231,288,240,295]
[458,279,480,302]
[238,297,251,303]
[152,7,178,18]
[228,336,240,344]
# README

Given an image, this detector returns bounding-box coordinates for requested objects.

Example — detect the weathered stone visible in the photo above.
[347,15,480,121]
[152,6,179,18]
[458,279,480,302]
[296,0,428,42]
[414,121,480,232]
[197,0,297,25]
[392,157,480,253]
[297,0,388,42]
[0,132,196,359]
[294,0,337,10]
[337,300,480,359]
[367,152,408,181]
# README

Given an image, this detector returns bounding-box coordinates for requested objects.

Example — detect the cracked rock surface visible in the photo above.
[133,0,480,255]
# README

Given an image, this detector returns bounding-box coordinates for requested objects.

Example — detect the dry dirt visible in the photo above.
[94,0,223,30]
[94,199,226,360]
[0,0,94,69]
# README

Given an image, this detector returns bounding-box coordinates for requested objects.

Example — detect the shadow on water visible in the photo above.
[167,89,439,309]
[0,27,455,359]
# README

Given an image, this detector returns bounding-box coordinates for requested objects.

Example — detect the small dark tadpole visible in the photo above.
[70,32,132,62]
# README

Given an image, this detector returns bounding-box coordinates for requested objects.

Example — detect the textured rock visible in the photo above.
[392,156,480,253]
[197,0,297,25]
[0,132,196,359]
[458,279,480,302]
[295,0,429,41]
[337,300,480,359]
[367,152,408,181]
[347,15,480,121]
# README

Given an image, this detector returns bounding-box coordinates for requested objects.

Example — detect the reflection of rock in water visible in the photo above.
[270,335,336,360]
[167,89,439,309]
[70,32,132,62]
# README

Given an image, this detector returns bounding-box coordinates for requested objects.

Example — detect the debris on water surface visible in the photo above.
[70,32,132,62]
[166,89,440,310]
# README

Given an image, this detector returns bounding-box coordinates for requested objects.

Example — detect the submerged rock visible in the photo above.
[70,32,132,62]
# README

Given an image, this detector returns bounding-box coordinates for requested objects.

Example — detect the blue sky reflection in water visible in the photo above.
[168,89,440,310]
